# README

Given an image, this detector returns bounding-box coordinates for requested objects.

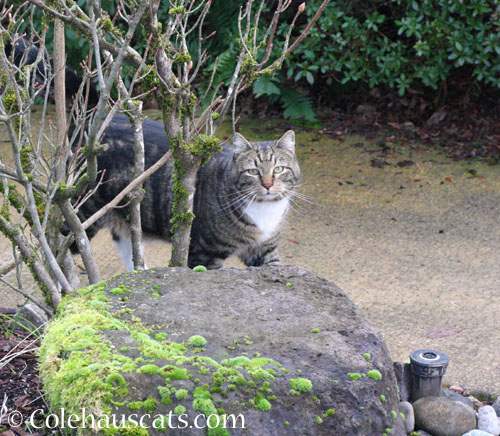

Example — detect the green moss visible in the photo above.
[284,421,289,426]
[39,278,324,434]
[391,410,397,420]
[173,405,186,415]
[136,364,160,375]
[316,416,323,424]
[173,52,192,64]
[222,356,250,367]
[127,401,143,411]
[157,386,171,405]
[380,394,386,403]
[142,396,157,413]
[119,424,149,436]
[110,285,130,295]
[188,135,222,166]
[189,335,207,347]
[106,373,127,387]
[323,408,335,417]
[160,365,188,380]
[289,378,313,393]
[175,389,188,400]
[286,282,292,287]
[253,395,271,411]
[311,328,320,333]
[367,369,382,381]
[39,288,131,418]
[348,372,362,381]
[363,352,371,360]
[193,265,207,272]
[169,6,184,16]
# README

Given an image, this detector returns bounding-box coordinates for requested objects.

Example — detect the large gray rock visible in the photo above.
[414,396,477,436]
[39,264,405,435]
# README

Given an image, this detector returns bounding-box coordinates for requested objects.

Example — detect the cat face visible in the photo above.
[231,130,301,202]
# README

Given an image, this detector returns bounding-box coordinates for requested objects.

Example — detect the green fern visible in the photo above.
[253,78,317,122]
[280,87,317,121]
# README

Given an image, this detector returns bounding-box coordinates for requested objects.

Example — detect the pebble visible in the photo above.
[413,396,477,436]
[398,401,415,433]
[450,385,465,394]
[461,431,495,436]
[477,406,500,436]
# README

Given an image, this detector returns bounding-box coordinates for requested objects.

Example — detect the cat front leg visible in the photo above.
[111,229,147,272]
[241,242,280,267]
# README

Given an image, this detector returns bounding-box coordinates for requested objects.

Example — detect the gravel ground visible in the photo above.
[1,116,499,395]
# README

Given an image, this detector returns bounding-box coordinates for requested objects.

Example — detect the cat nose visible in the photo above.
[262,178,274,190]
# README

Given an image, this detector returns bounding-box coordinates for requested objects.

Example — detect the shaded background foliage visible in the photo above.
[17,0,500,121]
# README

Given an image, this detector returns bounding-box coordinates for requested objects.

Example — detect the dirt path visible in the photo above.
[1,114,499,395]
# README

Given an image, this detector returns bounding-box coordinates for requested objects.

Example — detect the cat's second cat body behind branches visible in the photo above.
[76,115,301,270]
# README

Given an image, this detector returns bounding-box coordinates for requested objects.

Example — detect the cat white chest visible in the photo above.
[245,198,289,241]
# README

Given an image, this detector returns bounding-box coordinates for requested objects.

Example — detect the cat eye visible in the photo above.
[273,166,285,174]
[247,169,260,175]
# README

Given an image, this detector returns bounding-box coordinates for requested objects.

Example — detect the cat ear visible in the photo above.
[276,130,295,153]
[232,133,253,153]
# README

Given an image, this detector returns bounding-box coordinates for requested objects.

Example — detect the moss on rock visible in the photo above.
[39,277,319,435]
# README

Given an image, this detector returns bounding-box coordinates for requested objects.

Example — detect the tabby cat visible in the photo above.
[8,38,301,270]
[76,115,301,270]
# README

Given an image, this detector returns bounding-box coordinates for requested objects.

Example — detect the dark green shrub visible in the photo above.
[285,0,500,95]
[22,0,500,119]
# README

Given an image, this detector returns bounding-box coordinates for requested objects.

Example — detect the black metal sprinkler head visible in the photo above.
[409,348,450,402]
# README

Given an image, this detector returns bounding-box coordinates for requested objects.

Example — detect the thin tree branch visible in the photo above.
[0,276,54,317]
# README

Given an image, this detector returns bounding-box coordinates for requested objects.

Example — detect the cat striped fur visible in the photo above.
[74,115,301,270]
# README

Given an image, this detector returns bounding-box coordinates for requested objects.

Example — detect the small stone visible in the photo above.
[441,389,474,409]
[492,397,500,416]
[398,401,414,433]
[468,395,486,409]
[449,385,464,394]
[413,396,476,436]
[478,405,500,436]
[461,431,495,436]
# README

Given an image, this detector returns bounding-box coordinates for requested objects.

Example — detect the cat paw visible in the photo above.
[264,260,281,266]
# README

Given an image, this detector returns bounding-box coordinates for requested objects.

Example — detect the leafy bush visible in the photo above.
[26,0,500,119]
[285,0,500,95]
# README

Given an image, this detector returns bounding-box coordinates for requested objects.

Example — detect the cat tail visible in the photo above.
[5,36,98,108]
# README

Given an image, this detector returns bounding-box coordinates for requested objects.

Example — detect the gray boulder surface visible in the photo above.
[39,264,405,435]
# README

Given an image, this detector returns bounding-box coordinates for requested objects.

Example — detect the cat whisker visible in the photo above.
[235,193,258,222]
[217,187,256,199]
[287,190,323,207]
[286,196,309,216]
[216,190,257,215]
